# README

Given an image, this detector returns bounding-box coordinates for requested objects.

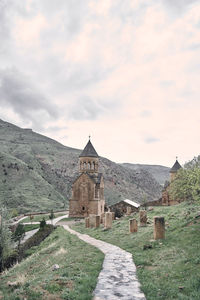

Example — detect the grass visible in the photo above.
[20,212,68,223]
[72,201,200,300]
[23,224,40,232]
[0,226,104,300]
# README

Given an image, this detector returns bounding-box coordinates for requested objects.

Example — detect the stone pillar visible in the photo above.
[111,212,115,220]
[154,216,165,240]
[129,219,138,233]
[139,210,147,227]
[85,217,90,228]
[126,206,132,215]
[89,214,100,228]
[104,212,112,229]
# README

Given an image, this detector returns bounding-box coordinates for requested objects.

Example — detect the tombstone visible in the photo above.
[139,210,147,227]
[89,214,100,228]
[111,212,115,220]
[154,216,165,240]
[104,212,112,229]
[85,217,90,228]
[126,206,132,215]
[129,219,138,233]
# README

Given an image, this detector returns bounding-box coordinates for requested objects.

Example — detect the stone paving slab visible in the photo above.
[63,225,146,300]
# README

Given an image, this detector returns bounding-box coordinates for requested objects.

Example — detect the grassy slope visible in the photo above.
[0,227,104,300]
[72,202,200,300]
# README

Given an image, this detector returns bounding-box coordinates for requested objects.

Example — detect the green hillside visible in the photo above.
[0,226,104,300]
[0,119,162,213]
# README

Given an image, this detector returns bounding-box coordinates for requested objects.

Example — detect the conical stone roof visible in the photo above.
[79,139,98,158]
[170,160,182,173]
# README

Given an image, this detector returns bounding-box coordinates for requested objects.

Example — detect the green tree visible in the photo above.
[13,223,25,249]
[0,206,13,270]
[40,218,46,229]
[49,210,55,225]
[169,165,200,202]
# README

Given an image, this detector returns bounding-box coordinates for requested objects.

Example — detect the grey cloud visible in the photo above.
[187,43,200,51]
[43,126,68,133]
[0,68,58,127]
[70,96,120,120]
[162,0,199,12]
[110,0,151,25]
[140,110,152,118]
[160,80,175,87]
[144,137,160,144]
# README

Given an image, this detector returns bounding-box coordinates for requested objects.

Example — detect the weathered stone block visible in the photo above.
[126,206,132,215]
[139,210,147,227]
[154,216,165,240]
[129,219,138,233]
[104,212,112,229]
[85,217,90,228]
[89,214,100,228]
[111,212,115,220]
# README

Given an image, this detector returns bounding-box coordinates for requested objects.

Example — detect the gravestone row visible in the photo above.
[85,210,165,240]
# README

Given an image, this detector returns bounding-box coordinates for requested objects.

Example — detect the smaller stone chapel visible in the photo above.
[69,138,105,217]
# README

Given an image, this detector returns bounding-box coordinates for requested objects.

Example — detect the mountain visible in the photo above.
[0,119,162,213]
[122,163,170,186]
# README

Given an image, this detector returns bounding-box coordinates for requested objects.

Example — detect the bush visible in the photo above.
[40,218,46,229]
[1,225,55,271]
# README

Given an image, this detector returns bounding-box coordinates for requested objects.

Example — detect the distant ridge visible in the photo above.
[122,163,170,186]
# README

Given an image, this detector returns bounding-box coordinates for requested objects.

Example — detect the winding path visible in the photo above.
[63,225,146,300]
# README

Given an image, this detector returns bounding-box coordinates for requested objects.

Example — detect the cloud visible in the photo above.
[0,68,58,128]
[70,96,120,120]
[144,137,160,144]
[0,0,200,165]
[162,0,199,14]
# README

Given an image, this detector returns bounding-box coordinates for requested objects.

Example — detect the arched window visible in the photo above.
[88,162,91,169]
[83,162,87,169]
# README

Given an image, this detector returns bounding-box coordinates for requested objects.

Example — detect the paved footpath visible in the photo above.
[63,225,146,300]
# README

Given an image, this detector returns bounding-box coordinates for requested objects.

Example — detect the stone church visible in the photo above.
[69,139,105,217]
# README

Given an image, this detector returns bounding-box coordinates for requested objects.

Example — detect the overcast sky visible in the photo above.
[0,0,200,167]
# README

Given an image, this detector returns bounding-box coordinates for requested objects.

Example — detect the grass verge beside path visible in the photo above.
[19,212,68,223]
[72,202,200,300]
[0,226,104,300]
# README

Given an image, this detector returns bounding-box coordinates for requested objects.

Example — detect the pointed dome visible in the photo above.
[79,139,98,157]
[170,160,182,173]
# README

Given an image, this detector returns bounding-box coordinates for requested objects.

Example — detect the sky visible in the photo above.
[0,0,200,167]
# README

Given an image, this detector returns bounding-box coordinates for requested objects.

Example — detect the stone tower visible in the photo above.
[170,159,182,181]
[162,158,182,205]
[69,139,105,217]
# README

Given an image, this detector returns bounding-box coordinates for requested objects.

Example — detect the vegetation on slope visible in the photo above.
[0,226,104,300]
[122,163,170,186]
[72,202,200,300]
[0,118,162,213]
[170,156,200,203]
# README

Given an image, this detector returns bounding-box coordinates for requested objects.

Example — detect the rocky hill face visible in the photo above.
[0,119,162,213]
[122,163,170,186]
